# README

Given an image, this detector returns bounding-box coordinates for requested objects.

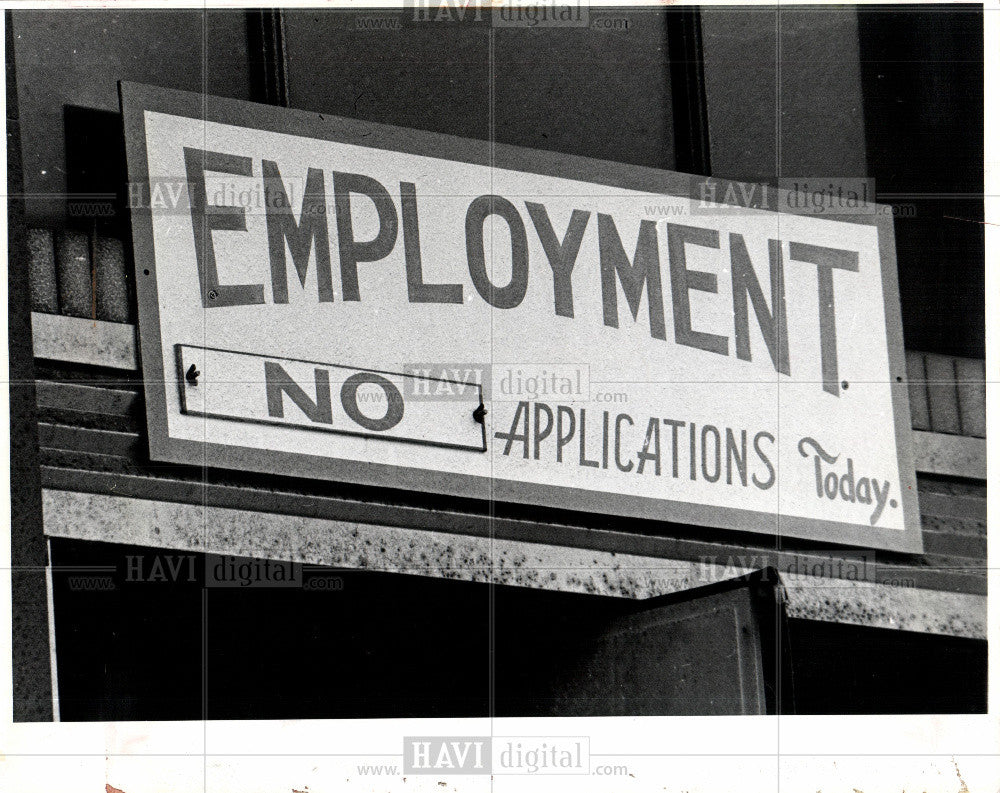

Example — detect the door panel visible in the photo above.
[545,573,781,716]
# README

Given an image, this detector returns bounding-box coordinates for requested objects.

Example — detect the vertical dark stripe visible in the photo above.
[667,8,712,176]
[247,9,290,107]
[921,354,931,433]
[89,219,97,321]
[952,357,964,436]
[7,9,55,722]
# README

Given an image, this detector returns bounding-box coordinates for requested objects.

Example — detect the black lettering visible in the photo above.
[598,214,666,340]
[636,417,661,476]
[689,421,697,480]
[333,171,399,301]
[752,431,776,490]
[340,372,405,431]
[495,401,530,457]
[601,410,610,468]
[725,428,748,486]
[534,402,553,459]
[730,234,789,374]
[466,195,529,309]
[615,413,634,472]
[264,361,332,424]
[525,202,589,318]
[788,241,860,396]
[263,161,333,303]
[579,409,600,468]
[556,405,575,462]
[183,148,264,308]
[667,222,727,355]
[662,418,685,478]
[402,181,463,303]
[701,424,721,483]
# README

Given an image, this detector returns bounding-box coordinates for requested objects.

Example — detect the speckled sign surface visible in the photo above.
[121,82,920,553]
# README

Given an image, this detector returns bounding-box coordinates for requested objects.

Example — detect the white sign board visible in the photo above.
[122,83,921,552]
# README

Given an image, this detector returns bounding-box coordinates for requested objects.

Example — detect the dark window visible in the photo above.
[858,4,984,358]
[11,10,254,228]
[280,9,676,168]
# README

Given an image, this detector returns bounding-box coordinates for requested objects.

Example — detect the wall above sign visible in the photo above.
[121,81,921,553]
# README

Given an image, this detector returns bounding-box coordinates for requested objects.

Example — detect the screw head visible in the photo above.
[208,289,218,301]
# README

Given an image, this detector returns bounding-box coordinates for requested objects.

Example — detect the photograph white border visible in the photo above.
[1,1,996,791]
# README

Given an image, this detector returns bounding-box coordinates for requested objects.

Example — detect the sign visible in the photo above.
[176,345,485,452]
[121,82,921,552]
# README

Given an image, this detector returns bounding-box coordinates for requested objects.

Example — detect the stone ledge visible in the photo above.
[41,489,986,640]
[31,312,137,370]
